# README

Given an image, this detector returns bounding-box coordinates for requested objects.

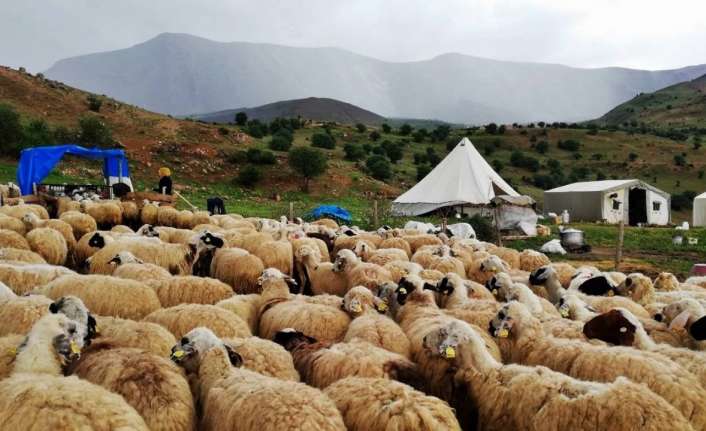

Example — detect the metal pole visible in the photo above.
[615,220,625,270]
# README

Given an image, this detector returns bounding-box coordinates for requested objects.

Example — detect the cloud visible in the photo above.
[1,0,704,72]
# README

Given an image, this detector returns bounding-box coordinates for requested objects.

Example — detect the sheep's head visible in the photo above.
[422,321,468,360]
[654,272,680,291]
[489,301,532,339]
[137,224,160,238]
[87,232,107,249]
[353,241,370,258]
[426,273,459,296]
[583,309,639,346]
[258,267,298,292]
[342,286,374,315]
[528,266,556,286]
[272,328,318,351]
[485,272,514,299]
[657,299,706,340]
[616,273,652,300]
[171,327,242,373]
[479,255,509,274]
[375,282,397,313]
[433,245,452,257]
[48,296,97,346]
[198,231,225,250]
[108,251,143,266]
[395,275,430,305]
[556,294,595,320]
[17,314,84,372]
[575,274,617,297]
[333,249,358,272]
[21,212,38,225]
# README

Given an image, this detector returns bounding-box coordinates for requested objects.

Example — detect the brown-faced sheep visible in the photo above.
[342,286,412,358]
[0,263,75,295]
[94,316,176,356]
[489,301,706,429]
[0,229,30,250]
[26,227,68,266]
[258,268,351,342]
[215,294,262,334]
[423,320,692,431]
[144,303,251,340]
[35,274,161,320]
[0,247,46,264]
[70,345,195,431]
[0,314,149,430]
[274,329,419,389]
[210,247,265,293]
[296,245,348,296]
[333,249,393,292]
[224,336,300,381]
[324,377,461,431]
[171,327,346,431]
[146,276,233,307]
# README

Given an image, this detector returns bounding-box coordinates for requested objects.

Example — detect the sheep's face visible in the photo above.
[139,224,159,238]
[109,251,143,266]
[258,268,298,292]
[395,278,417,305]
[479,256,507,274]
[273,329,318,351]
[431,276,456,296]
[333,249,357,272]
[576,275,617,297]
[48,296,97,346]
[654,273,679,291]
[489,304,518,339]
[342,287,373,315]
[485,273,512,299]
[199,231,225,250]
[616,273,650,299]
[422,324,460,360]
[88,232,106,249]
[659,300,703,330]
[529,266,555,286]
[556,294,595,319]
[583,309,637,346]
[21,314,84,368]
[353,241,369,257]
[171,327,242,372]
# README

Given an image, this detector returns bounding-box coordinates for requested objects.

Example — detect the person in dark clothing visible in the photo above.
[155,167,173,195]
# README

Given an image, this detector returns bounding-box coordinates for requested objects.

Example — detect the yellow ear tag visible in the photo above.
[351,304,363,313]
[491,268,499,273]
[69,340,81,355]
[492,289,498,296]
[172,350,185,359]
[497,328,509,338]
[607,290,615,297]
[376,302,388,312]
[7,347,17,356]
[444,346,456,359]
[560,309,570,318]
[399,288,407,295]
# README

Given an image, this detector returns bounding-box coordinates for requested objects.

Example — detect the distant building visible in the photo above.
[544,180,670,225]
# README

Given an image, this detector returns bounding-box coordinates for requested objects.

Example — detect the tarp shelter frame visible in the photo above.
[16,145,132,196]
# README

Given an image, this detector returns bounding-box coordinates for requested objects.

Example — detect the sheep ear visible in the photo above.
[49,302,60,314]
[224,345,243,367]
[670,310,691,331]
[689,316,706,341]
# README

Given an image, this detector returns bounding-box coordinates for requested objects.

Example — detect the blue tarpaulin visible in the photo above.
[17,145,130,195]
[310,205,352,223]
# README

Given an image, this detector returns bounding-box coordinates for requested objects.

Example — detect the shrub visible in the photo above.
[416,164,432,181]
[78,115,114,148]
[557,139,580,151]
[484,123,498,134]
[235,112,248,126]
[343,143,366,161]
[491,159,504,173]
[532,174,561,190]
[86,95,103,112]
[413,153,427,165]
[311,132,335,149]
[399,123,413,136]
[246,120,266,138]
[498,125,506,134]
[289,147,327,192]
[671,191,698,211]
[355,123,366,133]
[0,103,24,156]
[431,125,451,141]
[366,155,392,180]
[53,125,76,143]
[362,143,373,153]
[381,140,403,163]
[467,214,495,242]
[426,147,441,166]
[218,127,229,136]
[372,145,386,155]
[22,119,54,149]
[381,124,391,134]
[227,150,248,164]
[510,150,539,172]
[674,154,686,166]
[236,165,261,187]
[535,141,549,154]
[369,130,381,141]
[269,135,292,151]
[628,152,638,162]
[246,148,276,165]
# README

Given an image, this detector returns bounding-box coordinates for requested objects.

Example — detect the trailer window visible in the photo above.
[612,199,621,210]
[652,201,661,211]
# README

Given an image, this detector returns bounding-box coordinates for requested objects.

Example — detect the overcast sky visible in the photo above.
[2,0,705,73]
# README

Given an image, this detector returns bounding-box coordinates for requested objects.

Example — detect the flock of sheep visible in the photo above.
[0,196,705,431]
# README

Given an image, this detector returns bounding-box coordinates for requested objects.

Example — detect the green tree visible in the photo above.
[78,116,114,148]
[289,147,327,192]
[269,135,292,151]
[399,123,413,136]
[246,120,266,138]
[236,165,261,187]
[535,141,549,154]
[0,103,23,155]
[246,148,276,165]
[369,130,381,141]
[235,112,248,126]
[381,124,391,134]
[416,164,431,180]
[366,155,392,181]
[431,125,451,141]
[491,159,504,173]
[674,154,686,167]
[311,133,335,149]
[343,143,366,161]
[498,125,506,134]
[22,119,54,149]
[86,95,103,112]
[355,123,366,133]
[484,123,498,134]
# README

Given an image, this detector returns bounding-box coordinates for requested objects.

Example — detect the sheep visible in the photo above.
[58,211,98,242]
[216,294,262,334]
[258,268,351,342]
[312,218,339,230]
[171,327,346,431]
[342,286,412,358]
[656,299,706,347]
[402,234,442,253]
[240,231,275,252]
[0,263,75,295]
[110,224,134,234]
[619,273,706,306]
[25,226,68,266]
[140,202,159,225]
[685,276,706,289]
[210,247,265,293]
[35,274,161,320]
[333,249,393,292]
[82,200,123,228]
[423,320,693,431]
[0,334,23,379]
[94,316,176,356]
[383,260,424,283]
[144,303,251,340]
[119,201,140,227]
[519,249,550,272]
[296,245,347,296]
[0,229,30,250]
[467,254,510,285]
[378,236,412,258]
[584,308,706,388]
[489,301,706,429]
[0,314,149,430]
[89,236,203,275]
[56,196,82,215]
[324,377,461,431]
[224,336,300,381]
[0,203,48,220]
[0,214,26,235]
[487,272,561,319]
[22,212,76,253]
[70,345,195,431]
[140,225,197,244]
[252,239,293,275]
[146,276,233,307]
[274,329,419,389]
[0,294,52,336]
[654,272,706,292]
[109,251,173,280]
[0,247,46,264]
[292,236,330,262]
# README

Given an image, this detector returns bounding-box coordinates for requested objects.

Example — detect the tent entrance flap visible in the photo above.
[628,188,647,225]
[16,145,132,196]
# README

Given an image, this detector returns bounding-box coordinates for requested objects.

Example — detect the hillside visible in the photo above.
[191,97,386,125]
[2,64,705,224]
[44,33,706,123]
[596,74,706,128]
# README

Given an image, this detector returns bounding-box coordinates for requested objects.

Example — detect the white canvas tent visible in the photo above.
[392,138,519,216]
[694,192,706,227]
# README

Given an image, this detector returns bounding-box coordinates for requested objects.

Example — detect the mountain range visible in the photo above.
[45,33,706,124]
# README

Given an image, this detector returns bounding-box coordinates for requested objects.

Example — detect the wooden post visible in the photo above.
[494,206,503,247]
[289,202,294,221]
[373,201,379,227]
[615,220,625,270]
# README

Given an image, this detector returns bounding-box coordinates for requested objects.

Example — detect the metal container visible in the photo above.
[560,228,585,249]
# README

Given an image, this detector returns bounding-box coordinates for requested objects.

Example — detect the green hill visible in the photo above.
[596,74,706,129]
